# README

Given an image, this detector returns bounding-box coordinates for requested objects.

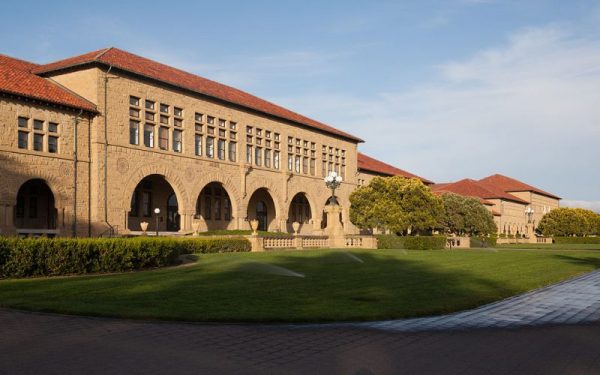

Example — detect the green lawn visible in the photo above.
[2,248,600,323]
[496,243,600,250]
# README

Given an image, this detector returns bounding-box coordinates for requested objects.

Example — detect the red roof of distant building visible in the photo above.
[357,152,433,184]
[431,179,529,204]
[34,47,362,142]
[0,54,97,113]
[479,174,561,200]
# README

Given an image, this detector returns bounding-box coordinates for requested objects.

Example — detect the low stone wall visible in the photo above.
[497,237,553,245]
[446,237,470,249]
[249,234,377,252]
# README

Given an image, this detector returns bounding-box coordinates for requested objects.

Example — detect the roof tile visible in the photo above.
[357,152,433,184]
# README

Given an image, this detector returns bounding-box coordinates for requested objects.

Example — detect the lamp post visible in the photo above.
[324,171,343,205]
[154,208,161,237]
[525,206,534,224]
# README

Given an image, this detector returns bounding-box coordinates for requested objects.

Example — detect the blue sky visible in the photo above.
[2,0,599,209]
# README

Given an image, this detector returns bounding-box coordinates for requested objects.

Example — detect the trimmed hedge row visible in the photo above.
[0,237,250,278]
[470,236,498,248]
[376,235,447,250]
[554,236,600,244]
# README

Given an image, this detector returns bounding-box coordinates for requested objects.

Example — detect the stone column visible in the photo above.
[324,204,346,248]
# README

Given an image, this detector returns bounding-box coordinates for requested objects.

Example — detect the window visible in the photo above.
[145,100,155,110]
[295,155,301,173]
[255,147,262,166]
[274,142,279,150]
[18,131,28,149]
[207,127,215,135]
[274,151,280,169]
[195,113,203,122]
[310,158,315,175]
[142,191,152,217]
[33,133,43,151]
[322,161,327,177]
[214,199,221,220]
[144,124,154,148]
[264,149,271,168]
[194,134,202,156]
[173,129,182,153]
[145,111,155,122]
[224,197,231,220]
[229,122,237,130]
[48,122,58,133]
[228,142,236,162]
[246,145,252,163]
[130,191,139,217]
[160,104,169,113]
[207,116,215,124]
[217,139,226,160]
[274,133,280,141]
[195,124,203,132]
[246,135,253,143]
[265,131,271,139]
[311,142,316,150]
[206,137,214,157]
[18,117,28,128]
[230,132,237,140]
[158,127,169,150]
[303,157,308,174]
[33,120,44,130]
[160,115,169,125]
[219,119,226,127]
[130,96,140,106]
[246,126,253,134]
[48,137,57,153]
[174,118,183,127]
[204,196,212,219]
[129,108,140,118]
[174,107,183,117]
[219,129,226,137]
[129,120,139,145]
[288,137,293,144]
[256,128,262,136]
[288,154,293,171]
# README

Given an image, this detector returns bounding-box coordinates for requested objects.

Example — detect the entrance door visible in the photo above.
[256,201,268,231]
[167,194,180,231]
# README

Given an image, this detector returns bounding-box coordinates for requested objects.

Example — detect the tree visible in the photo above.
[438,193,497,236]
[537,207,600,236]
[349,176,443,235]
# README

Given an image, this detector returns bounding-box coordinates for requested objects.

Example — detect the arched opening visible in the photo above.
[15,179,57,233]
[128,174,180,232]
[247,188,276,232]
[195,182,233,231]
[287,193,312,233]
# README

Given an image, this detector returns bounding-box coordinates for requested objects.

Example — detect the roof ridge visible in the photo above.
[94,47,113,61]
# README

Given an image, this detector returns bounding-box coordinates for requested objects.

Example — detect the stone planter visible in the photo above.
[249,219,259,235]
[140,221,149,235]
[292,221,300,235]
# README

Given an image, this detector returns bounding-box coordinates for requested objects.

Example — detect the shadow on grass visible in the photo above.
[552,254,600,268]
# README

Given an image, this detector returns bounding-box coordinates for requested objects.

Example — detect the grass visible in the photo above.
[2,248,600,323]
[496,243,600,250]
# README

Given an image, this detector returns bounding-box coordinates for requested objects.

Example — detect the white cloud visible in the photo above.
[562,200,600,213]
[273,25,600,200]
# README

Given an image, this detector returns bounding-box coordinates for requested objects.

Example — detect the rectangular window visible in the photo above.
[195,124,203,132]
[322,161,327,177]
[204,196,212,219]
[129,120,139,145]
[145,111,155,122]
[145,100,155,110]
[174,118,183,127]
[219,129,226,137]
[207,116,215,124]
[48,136,58,153]
[274,133,280,141]
[160,115,169,125]
[206,137,214,158]
[195,113,203,122]
[130,191,139,217]
[173,129,182,153]
[130,96,140,106]
[193,134,201,156]
[129,108,140,118]
[207,127,214,135]
[18,131,28,149]
[142,191,152,217]
[255,147,262,166]
[230,132,237,140]
[229,122,237,130]
[246,145,252,163]
[274,151,280,169]
[18,117,28,128]
[303,157,308,174]
[174,107,183,117]
[229,142,236,162]
[159,127,169,150]
[247,126,253,134]
[310,159,315,176]
[341,164,345,179]
[214,198,221,220]
[160,104,169,113]
[48,122,58,133]
[144,124,154,148]
[264,149,271,168]
[219,119,226,127]
[288,154,293,171]
[33,119,44,130]
[33,133,43,151]
[295,155,301,173]
[218,139,226,160]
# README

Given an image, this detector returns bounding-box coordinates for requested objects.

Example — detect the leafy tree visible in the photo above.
[349,176,443,235]
[538,207,600,236]
[438,193,497,236]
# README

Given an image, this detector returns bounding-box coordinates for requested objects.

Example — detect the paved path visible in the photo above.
[3,270,600,374]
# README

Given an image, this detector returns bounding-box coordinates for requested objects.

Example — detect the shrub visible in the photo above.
[553,237,600,244]
[470,236,497,248]
[0,237,251,279]
[376,235,406,249]
[403,236,446,250]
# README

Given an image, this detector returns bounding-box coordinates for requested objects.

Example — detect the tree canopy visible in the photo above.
[538,207,600,236]
[438,193,497,236]
[349,176,443,235]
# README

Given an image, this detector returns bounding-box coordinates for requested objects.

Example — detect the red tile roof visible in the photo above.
[431,179,529,204]
[357,152,433,184]
[34,47,362,142]
[0,54,97,112]
[479,174,561,200]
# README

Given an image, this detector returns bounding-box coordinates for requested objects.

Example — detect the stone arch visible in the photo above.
[286,192,315,234]
[8,171,70,209]
[120,165,190,213]
[244,178,283,216]
[189,171,242,216]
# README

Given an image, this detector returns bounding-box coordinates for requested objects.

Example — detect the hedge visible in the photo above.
[0,237,250,279]
[553,237,600,244]
[470,236,497,248]
[376,235,446,250]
